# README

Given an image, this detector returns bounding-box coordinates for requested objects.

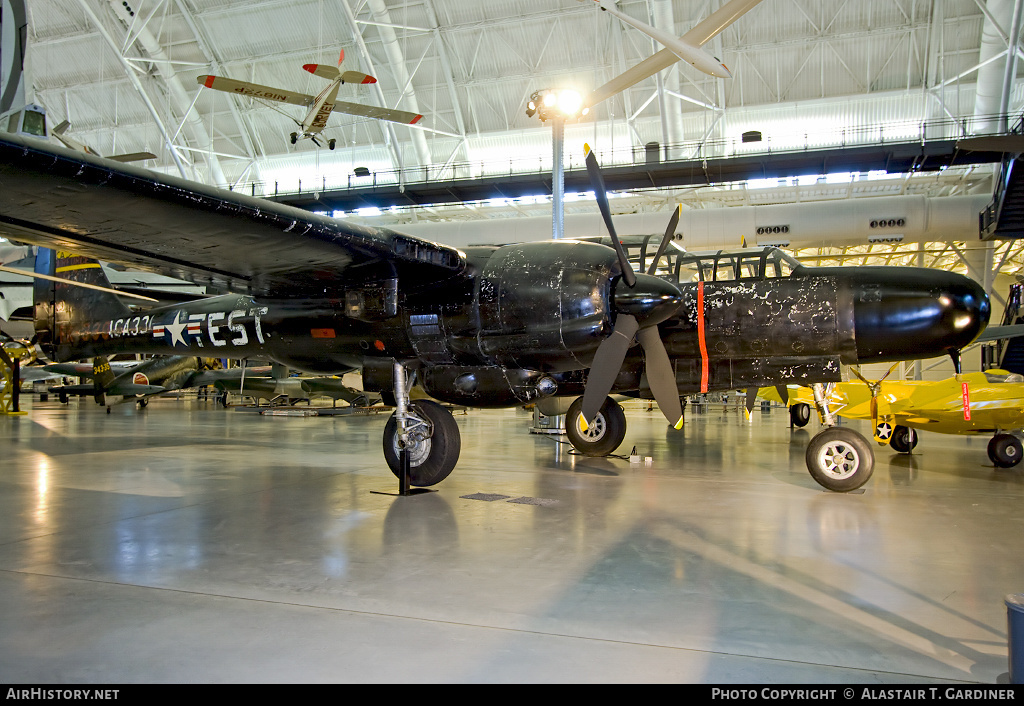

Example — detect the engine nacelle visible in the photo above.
[475,240,619,371]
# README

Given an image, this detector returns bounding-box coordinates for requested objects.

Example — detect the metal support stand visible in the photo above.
[0,346,27,416]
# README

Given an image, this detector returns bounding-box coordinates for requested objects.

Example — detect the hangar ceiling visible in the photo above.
[15,0,1024,281]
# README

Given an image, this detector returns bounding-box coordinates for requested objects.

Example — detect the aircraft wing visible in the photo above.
[0,134,465,296]
[197,76,313,107]
[108,383,167,396]
[331,100,423,125]
[584,0,763,109]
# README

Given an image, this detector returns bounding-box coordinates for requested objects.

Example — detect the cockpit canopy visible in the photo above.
[581,233,803,283]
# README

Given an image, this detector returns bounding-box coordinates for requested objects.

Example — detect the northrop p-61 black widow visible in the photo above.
[0,133,990,492]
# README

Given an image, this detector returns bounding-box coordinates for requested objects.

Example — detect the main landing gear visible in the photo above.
[804,383,875,492]
[381,362,460,488]
[988,433,1023,468]
[565,396,626,456]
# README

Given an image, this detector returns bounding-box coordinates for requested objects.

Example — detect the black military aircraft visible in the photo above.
[0,133,990,492]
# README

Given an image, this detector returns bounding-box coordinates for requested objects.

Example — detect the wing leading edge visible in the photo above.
[0,133,464,295]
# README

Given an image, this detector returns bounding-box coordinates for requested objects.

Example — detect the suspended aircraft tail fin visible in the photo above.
[303,63,376,85]
[34,249,132,360]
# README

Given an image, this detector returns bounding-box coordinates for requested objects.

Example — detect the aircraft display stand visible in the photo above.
[371,448,436,497]
[0,345,27,416]
[529,407,565,434]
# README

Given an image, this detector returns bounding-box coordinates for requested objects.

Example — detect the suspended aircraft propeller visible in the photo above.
[579,144,685,432]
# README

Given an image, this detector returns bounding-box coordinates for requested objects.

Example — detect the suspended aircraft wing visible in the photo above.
[330,100,423,125]
[197,75,314,107]
[583,0,764,109]
[0,133,465,296]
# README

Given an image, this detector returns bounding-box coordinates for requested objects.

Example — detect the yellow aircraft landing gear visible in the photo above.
[0,343,29,416]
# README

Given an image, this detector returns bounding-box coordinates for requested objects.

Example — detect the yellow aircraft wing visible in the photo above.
[331,100,423,125]
[198,76,313,107]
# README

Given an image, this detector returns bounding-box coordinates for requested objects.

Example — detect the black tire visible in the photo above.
[328,139,336,150]
[137,397,148,409]
[889,425,917,454]
[790,403,811,427]
[988,434,1023,468]
[290,132,298,145]
[565,396,627,457]
[805,427,875,492]
[383,400,461,486]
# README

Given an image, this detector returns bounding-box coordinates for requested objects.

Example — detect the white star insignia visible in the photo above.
[875,422,893,440]
[164,311,188,347]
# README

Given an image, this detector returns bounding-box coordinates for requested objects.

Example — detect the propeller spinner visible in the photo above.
[579,145,685,432]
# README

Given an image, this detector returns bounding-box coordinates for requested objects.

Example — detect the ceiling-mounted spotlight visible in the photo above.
[526,88,588,122]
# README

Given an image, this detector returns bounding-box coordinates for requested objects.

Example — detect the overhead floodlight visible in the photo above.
[526,88,588,122]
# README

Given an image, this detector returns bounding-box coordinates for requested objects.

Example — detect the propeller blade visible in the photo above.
[584,143,636,288]
[646,204,682,276]
[744,388,758,420]
[579,314,640,428]
[637,327,683,428]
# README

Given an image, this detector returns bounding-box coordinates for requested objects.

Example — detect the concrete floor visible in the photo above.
[0,394,1021,684]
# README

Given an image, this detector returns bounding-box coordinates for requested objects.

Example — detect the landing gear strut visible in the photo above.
[379,362,460,492]
[804,382,874,491]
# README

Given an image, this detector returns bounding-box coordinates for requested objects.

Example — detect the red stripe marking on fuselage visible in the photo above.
[697,281,709,393]
[205,76,215,88]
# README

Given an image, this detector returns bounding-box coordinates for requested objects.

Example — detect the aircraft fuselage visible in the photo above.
[39,241,990,410]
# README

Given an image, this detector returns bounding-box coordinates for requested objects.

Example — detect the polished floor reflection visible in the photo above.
[0,395,1021,683]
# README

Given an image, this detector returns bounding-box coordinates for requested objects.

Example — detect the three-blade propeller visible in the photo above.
[579,144,685,432]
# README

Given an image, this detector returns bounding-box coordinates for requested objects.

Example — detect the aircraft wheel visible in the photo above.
[565,396,627,457]
[58,392,68,404]
[106,406,111,415]
[805,427,874,492]
[383,400,461,486]
[790,403,811,427]
[290,132,298,145]
[137,398,148,409]
[328,139,336,150]
[889,425,917,454]
[988,434,1023,468]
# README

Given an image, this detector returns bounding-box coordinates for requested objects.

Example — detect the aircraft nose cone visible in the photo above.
[850,268,991,363]
[612,273,683,327]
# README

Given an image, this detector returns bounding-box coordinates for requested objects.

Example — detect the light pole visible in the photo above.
[526,88,587,240]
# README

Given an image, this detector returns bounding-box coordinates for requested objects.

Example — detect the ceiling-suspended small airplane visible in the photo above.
[197,49,423,150]
[582,0,764,109]
[50,120,157,163]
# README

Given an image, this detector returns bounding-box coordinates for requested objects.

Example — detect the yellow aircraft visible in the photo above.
[760,369,1024,468]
